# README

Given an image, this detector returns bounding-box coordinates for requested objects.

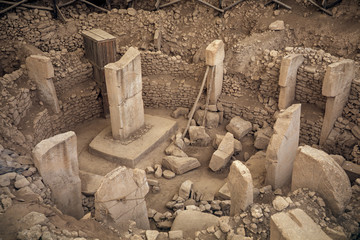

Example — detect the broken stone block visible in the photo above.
[146,230,159,240]
[228,161,253,215]
[266,104,301,189]
[169,230,183,239]
[179,180,193,199]
[342,161,360,182]
[95,166,150,230]
[278,54,304,110]
[269,20,285,30]
[189,126,211,146]
[171,107,190,119]
[245,151,267,188]
[254,127,273,150]
[171,210,219,239]
[18,212,49,231]
[292,145,352,216]
[226,116,252,140]
[165,143,188,157]
[194,110,220,128]
[79,171,104,195]
[32,131,83,219]
[162,156,201,175]
[320,59,355,145]
[272,196,289,211]
[270,208,331,240]
[209,132,235,171]
[216,182,231,200]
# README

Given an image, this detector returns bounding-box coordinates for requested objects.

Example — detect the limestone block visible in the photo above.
[171,210,219,239]
[165,143,188,157]
[278,54,304,110]
[189,126,211,146]
[320,60,354,145]
[26,55,59,113]
[254,127,273,150]
[108,92,145,140]
[32,131,83,219]
[217,182,231,200]
[245,151,267,188]
[291,145,352,215]
[228,161,253,215]
[162,156,201,175]
[270,208,331,240]
[205,40,225,66]
[209,132,234,171]
[171,107,189,119]
[105,47,144,140]
[194,110,219,128]
[79,171,104,195]
[322,60,355,97]
[226,116,252,140]
[269,20,285,31]
[95,166,150,230]
[266,104,301,189]
[179,180,193,199]
[342,161,360,182]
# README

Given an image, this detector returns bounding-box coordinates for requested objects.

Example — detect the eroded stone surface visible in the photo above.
[226,116,252,140]
[162,156,200,175]
[292,145,352,215]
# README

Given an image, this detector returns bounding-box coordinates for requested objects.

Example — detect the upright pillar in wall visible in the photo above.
[265,104,301,189]
[278,54,304,110]
[205,40,224,105]
[320,59,355,145]
[32,131,84,219]
[26,55,60,113]
[82,29,116,117]
[104,47,144,140]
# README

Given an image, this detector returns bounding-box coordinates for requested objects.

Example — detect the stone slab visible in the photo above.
[270,208,331,240]
[89,115,177,168]
[162,156,200,175]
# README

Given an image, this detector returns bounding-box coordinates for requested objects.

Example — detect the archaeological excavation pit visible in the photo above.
[0,0,360,239]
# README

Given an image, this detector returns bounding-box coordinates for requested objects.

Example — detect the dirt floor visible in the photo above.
[74,108,258,215]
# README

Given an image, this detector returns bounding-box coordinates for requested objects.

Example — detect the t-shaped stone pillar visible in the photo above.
[205,40,225,105]
[26,55,60,113]
[278,54,304,110]
[104,47,145,140]
[320,59,355,145]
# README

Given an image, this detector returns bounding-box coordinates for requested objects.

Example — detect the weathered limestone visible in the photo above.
[209,132,235,171]
[270,208,331,240]
[26,55,60,113]
[179,180,193,199]
[205,40,224,104]
[104,47,145,140]
[278,54,304,110]
[82,29,116,116]
[188,126,211,146]
[228,161,253,215]
[265,104,301,189]
[226,116,252,140]
[162,156,201,174]
[32,131,83,219]
[320,59,355,145]
[171,210,219,239]
[95,166,150,230]
[292,145,352,215]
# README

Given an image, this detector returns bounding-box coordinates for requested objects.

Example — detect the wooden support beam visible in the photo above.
[308,0,333,15]
[79,0,109,13]
[155,0,161,9]
[0,0,28,15]
[158,0,181,9]
[0,0,53,10]
[58,0,76,7]
[196,0,224,12]
[202,66,215,127]
[183,66,210,139]
[55,4,68,22]
[265,0,291,10]
[223,0,245,12]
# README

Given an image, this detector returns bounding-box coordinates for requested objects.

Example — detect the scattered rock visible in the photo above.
[269,20,285,30]
[179,180,193,199]
[209,132,235,171]
[162,156,200,175]
[272,196,289,211]
[226,116,252,140]
[163,170,176,179]
[189,126,211,146]
[171,107,189,118]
